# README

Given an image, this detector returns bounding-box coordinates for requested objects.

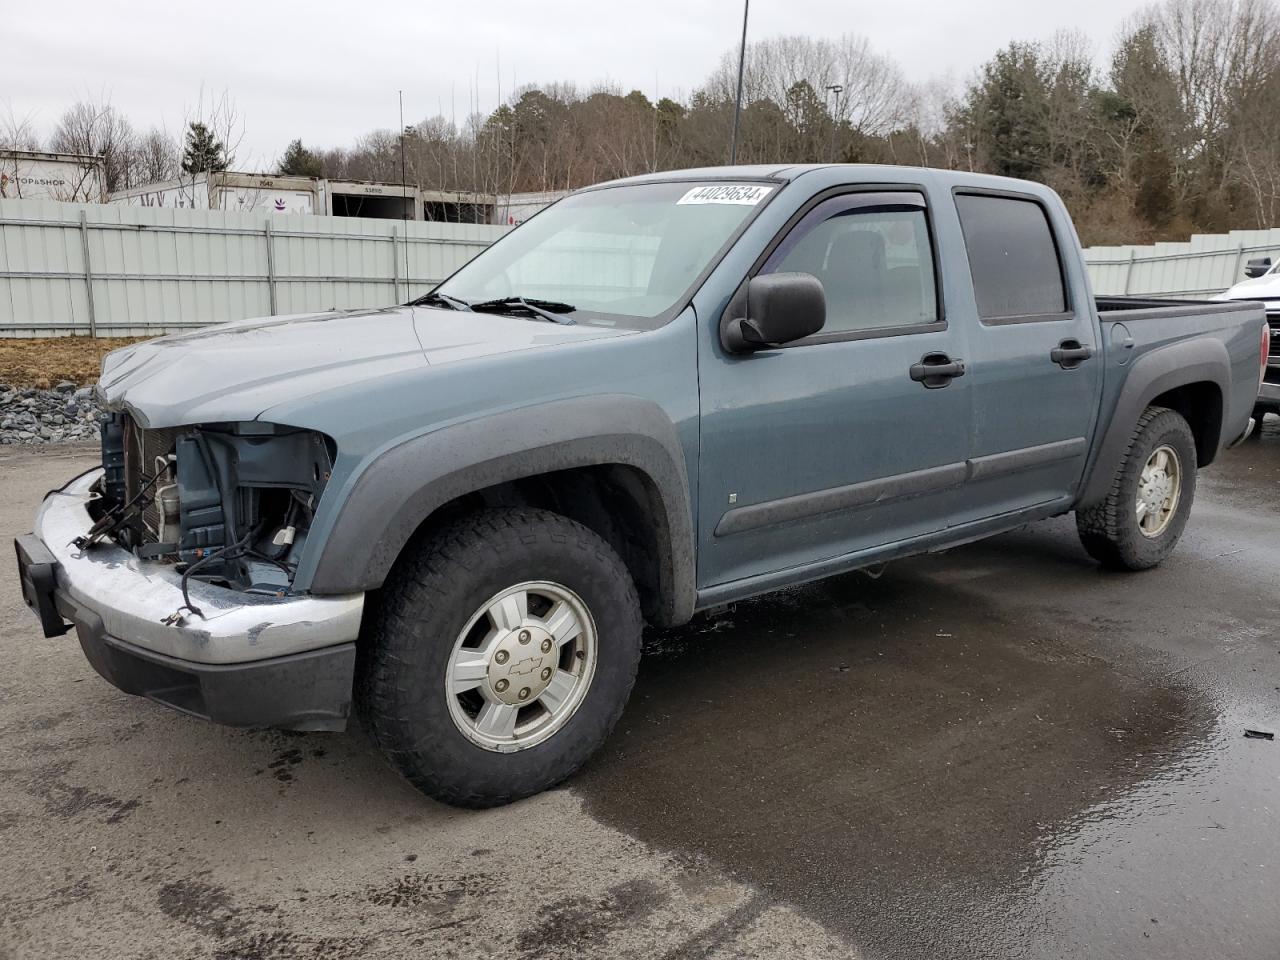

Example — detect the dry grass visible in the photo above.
[0,336,151,388]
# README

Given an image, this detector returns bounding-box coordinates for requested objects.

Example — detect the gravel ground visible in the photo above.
[0,382,104,445]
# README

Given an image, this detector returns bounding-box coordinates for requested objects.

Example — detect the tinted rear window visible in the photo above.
[955,194,1067,320]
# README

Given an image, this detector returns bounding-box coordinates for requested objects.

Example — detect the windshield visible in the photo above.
[434,181,776,328]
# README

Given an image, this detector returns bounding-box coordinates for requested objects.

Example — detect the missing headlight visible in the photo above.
[93,415,334,599]
[174,424,334,594]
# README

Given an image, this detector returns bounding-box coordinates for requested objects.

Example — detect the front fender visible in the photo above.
[301,395,696,626]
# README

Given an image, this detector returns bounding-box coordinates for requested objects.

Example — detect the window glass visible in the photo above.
[955,194,1067,320]
[762,195,939,334]
[437,181,771,328]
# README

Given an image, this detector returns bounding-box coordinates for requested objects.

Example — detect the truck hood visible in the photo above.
[98,305,634,428]
[1215,273,1280,303]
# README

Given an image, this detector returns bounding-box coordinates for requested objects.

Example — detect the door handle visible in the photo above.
[909,352,966,389]
[1051,339,1094,369]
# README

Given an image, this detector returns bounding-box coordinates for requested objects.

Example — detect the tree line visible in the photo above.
[5,0,1279,244]
[300,0,1280,244]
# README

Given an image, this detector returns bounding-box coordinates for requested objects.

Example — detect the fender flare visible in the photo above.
[1077,337,1230,509]
[305,395,696,626]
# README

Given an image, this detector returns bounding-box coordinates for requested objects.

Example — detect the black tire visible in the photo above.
[355,508,642,808]
[1075,406,1197,570]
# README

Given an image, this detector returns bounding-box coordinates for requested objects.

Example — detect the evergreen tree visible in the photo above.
[277,138,323,177]
[960,43,1052,182]
[181,121,228,175]
[1109,25,1180,227]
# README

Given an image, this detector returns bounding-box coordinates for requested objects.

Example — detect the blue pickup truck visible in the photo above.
[16,165,1269,807]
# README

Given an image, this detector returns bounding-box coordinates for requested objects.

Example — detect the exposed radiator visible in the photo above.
[121,414,182,541]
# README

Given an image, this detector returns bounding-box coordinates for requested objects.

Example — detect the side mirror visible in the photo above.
[721,272,826,354]
[1244,257,1272,279]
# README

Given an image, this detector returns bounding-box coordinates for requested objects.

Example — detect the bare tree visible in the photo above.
[1134,0,1280,221]
[48,97,135,195]
[0,109,43,200]
[133,127,180,185]
[703,32,913,160]
[895,76,967,169]
[1228,66,1280,225]
[0,106,41,152]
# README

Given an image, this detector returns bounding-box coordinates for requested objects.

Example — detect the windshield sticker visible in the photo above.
[677,184,773,206]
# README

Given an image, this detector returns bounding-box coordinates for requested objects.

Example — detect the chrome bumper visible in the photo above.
[33,469,364,665]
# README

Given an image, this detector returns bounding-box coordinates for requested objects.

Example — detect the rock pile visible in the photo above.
[0,381,103,445]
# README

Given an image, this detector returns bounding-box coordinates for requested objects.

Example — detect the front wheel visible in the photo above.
[356,508,643,808]
[1075,406,1197,570]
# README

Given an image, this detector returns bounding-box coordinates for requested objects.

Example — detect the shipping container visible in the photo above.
[491,190,568,226]
[325,179,420,220]
[111,172,495,223]
[422,189,495,224]
[0,151,107,202]
[109,172,326,214]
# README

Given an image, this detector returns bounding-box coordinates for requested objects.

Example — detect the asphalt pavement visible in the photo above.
[2,424,1278,960]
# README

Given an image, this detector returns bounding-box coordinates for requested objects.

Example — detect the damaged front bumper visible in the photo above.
[15,469,364,731]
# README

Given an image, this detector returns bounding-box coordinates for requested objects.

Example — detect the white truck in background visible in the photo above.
[1215,256,1280,419]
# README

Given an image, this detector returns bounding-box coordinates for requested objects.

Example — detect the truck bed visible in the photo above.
[1094,296,1261,321]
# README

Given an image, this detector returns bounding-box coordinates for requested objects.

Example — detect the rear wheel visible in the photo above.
[1076,406,1197,570]
[356,508,642,808]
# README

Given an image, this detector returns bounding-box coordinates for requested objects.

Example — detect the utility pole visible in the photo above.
[399,90,409,221]
[825,84,844,163]
[729,0,750,164]
[399,90,410,295]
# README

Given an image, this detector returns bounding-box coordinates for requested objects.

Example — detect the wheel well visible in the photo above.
[1150,381,1223,467]
[396,465,672,625]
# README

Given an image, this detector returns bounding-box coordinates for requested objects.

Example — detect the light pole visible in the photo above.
[729,0,750,164]
[399,90,409,222]
[825,84,843,162]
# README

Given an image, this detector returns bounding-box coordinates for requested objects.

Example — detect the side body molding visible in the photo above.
[1077,336,1230,510]
[306,395,696,627]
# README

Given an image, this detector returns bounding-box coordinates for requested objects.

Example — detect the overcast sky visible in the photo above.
[4,0,1154,169]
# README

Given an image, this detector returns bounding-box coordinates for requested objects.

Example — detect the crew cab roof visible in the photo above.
[583,164,1067,202]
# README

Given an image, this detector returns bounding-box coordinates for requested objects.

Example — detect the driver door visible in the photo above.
[697,189,972,591]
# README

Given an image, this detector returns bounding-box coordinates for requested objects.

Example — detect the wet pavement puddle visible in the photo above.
[577,480,1280,959]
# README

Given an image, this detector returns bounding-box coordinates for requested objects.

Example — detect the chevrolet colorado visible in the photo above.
[15,165,1269,807]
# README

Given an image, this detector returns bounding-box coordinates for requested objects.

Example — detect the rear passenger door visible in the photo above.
[950,190,1102,521]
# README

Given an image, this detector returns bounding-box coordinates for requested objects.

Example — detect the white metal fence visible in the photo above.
[1083,228,1280,298]
[4,197,1278,338]
[0,199,510,337]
